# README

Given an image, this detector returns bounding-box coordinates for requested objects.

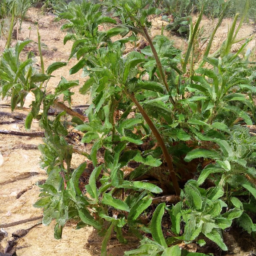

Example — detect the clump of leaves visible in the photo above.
[1,0,256,255]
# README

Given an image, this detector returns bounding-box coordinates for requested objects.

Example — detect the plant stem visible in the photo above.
[141,26,176,106]
[53,100,88,122]
[5,12,15,49]
[128,92,180,195]
[37,26,45,74]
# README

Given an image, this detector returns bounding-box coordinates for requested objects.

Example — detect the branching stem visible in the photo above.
[128,93,180,195]
[141,26,176,106]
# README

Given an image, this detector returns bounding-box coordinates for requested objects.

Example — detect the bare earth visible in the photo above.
[0,8,256,256]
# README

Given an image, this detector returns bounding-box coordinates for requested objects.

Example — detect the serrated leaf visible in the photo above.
[185,149,221,162]
[102,193,130,212]
[205,229,228,251]
[46,62,67,75]
[151,203,167,247]
[134,153,162,167]
[237,213,254,234]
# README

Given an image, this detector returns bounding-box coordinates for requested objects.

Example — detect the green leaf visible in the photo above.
[214,139,233,158]
[151,203,167,248]
[215,217,232,230]
[55,77,79,95]
[102,193,130,212]
[185,149,221,162]
[71,162,87,196]
[242,184,256,199]
[16,40,32,55]
[118,118,142,135]
[135,80,166,94]
[76,46,97,60]
[46,62,67,75]
[134,153,162,167]
[197,239,206,247]
[81,132,99,143]
[101,223,115,256]
[80,77,94,94]
[105,27,129,38]
[78,208,102,229]
[237,213,254,234]
[25,112,33,130]
[207,186,224,200]
[97,16,117,25]
[162,245,181,256]
[128,195,152,221]
[222,209,243,220]
[87,165,102,202]
[230,197,243,209]
[184,182,202,210]
[170,202,182,235]
[54,223,63,239]
[31,73,51,83]
[33,197,51,208]
[63,33,75,45]
[205,229,227,251]
[197,165,224,185]
[211,122,229,132]
[69,59,87,75]
[132,181,163,194]
[91,140,101,166]
[123,52,145,83]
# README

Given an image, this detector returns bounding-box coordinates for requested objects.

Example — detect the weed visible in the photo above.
[0,0,256,255]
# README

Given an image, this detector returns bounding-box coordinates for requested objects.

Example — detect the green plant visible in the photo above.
[1,0,256,255]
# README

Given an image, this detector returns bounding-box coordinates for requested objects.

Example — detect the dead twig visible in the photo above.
[0,111,26,120]
[152,195,180,205]
[0,130,44,137]
[0,172,40,186]
[0,216,43,229]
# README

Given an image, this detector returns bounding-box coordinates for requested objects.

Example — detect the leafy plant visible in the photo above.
[1,0,256,255]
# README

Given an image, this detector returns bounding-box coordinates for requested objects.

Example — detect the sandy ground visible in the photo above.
[0,7,256,256]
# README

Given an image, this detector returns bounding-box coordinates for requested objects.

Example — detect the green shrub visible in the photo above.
[1,0,256,255]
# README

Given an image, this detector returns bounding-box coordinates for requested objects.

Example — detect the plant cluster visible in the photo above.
[1,0,256,255]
